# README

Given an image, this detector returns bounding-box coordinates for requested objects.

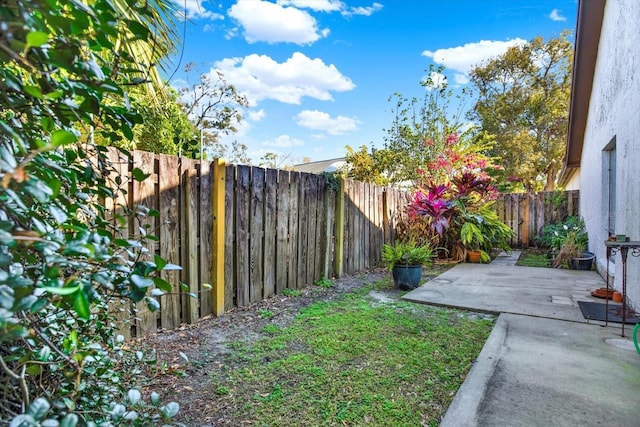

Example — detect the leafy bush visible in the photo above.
[540,216,587,251]
[0,0,183,424]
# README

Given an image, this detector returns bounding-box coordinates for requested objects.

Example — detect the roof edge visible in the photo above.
[562,0,606,174]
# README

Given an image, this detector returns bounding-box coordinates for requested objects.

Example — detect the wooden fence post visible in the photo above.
[334,177,345,278]
[212,159,226,316]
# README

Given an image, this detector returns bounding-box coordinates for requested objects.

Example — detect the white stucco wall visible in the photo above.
[562,168,580,191]
[580,0,640,309]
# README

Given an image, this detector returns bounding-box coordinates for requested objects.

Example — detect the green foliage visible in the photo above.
[540,216,588,268]
[315,276,334,288]
[132,87,200,156]
[0,0,181,423]
[343,145,397,185]
[469,32,573,191]
[404,163,510,262]
[381,241,436,269]
[282,288,303,297]
[458,203,514,253]
[540,216,587,251]
[345,65,485,185]
[383,66,472,185]
[258,309,274,318]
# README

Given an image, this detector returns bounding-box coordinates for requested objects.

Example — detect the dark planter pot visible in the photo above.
[392,265,423,290]
[571,251,595,270]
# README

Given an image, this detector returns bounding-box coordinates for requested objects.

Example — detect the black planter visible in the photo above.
[571,251,595,270]
[391,265,423,290]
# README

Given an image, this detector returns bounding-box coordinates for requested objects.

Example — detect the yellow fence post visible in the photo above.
[334,177,345,278]
[212,158,226,315]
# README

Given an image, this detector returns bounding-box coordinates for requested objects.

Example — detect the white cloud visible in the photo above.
[343,2,383,17]
[277,0,344,12]
[454,73,469,85]
[549,9,566,22]
[422,71,447,89]
[248,109,266,121]
[277,0,382,17]
[422,38,527,77]
[173,0,223,20]
[263,134,304,148]
[214,52,355,105]
[228,0,328,44]
[295,110,359,135]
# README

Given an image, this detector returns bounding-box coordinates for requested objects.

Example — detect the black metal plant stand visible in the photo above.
[604,240,640,337]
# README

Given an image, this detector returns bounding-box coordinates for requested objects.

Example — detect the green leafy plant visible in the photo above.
[459,202,514,262]
[258,309,274,318]
[282,288,302,297]
[541,216,587,252]
[382,241,436,269]
[315,276,334,288]
[0,0,183,424]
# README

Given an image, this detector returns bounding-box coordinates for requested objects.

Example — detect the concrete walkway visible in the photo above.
[489,250,521,266]
[402,264,640,426]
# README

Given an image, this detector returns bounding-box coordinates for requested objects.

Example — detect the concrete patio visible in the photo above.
[402,263,640,426]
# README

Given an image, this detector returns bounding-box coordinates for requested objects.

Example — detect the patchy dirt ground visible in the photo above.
[138,266,451,425]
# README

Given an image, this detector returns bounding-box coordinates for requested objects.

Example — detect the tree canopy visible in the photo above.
[344,66,487,187]
[469,32,573,191]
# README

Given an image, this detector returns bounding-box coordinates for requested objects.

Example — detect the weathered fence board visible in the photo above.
[223,165,235,310]
[199,161,213,317]
[106,148,133,339]
[132,150,158,335]
[183,165,199,324]
[495,191,580,247]
[287,172,300,290]
[263,169,277,299]
[249,167,265,303]
[235,166,251,306]
[275,170,290,294]
[158,154,181,330]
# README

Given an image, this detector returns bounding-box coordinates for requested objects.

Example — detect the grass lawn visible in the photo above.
[516,248,552,268]
[204,278,494,426]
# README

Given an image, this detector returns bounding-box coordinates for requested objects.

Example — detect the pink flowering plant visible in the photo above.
[403,131,512,261]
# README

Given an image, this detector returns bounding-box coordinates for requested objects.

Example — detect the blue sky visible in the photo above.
[166,0,578,165]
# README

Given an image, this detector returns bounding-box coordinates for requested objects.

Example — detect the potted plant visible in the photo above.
[459,204,513,263]
[382,240,435,290]
[541,216,587,261]
[545,217,593,269]
[460,222,489,263]
[552,229,594,269]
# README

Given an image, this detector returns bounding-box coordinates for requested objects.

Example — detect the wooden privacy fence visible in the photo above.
[104,147,580,336]
[104,148,219,338]
[104,148,409,337]
[494,190,580,247]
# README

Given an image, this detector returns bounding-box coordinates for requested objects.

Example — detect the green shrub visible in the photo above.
[0,0,182,424]
[540,216,587,251]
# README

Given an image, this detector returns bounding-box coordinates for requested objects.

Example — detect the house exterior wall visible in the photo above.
[562,168,580,191]
[580,0,640,309]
